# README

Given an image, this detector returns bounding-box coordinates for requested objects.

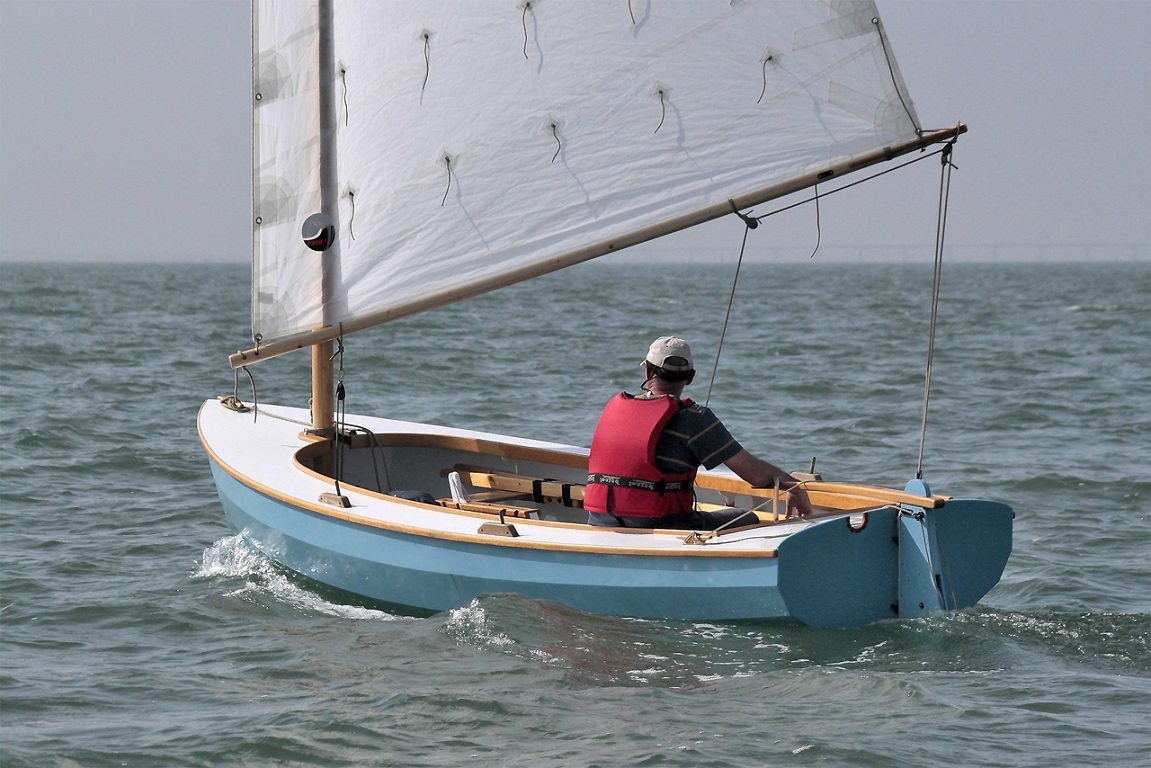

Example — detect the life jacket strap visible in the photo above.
[586,473,693,494]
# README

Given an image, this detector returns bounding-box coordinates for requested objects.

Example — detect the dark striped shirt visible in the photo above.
[655,401,742,472]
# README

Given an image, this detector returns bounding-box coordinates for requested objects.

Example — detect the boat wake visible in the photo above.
[972,608,1151,670]
[193,534,402,622]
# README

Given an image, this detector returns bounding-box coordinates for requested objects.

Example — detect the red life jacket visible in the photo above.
[584,393,696,518]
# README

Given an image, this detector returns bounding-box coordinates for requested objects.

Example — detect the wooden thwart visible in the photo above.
[449,465,585,508]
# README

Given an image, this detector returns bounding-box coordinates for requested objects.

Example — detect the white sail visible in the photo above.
[252,0,325,342]
[251,0,921,345]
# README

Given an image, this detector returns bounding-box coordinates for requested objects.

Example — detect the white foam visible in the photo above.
[193,534,402,621]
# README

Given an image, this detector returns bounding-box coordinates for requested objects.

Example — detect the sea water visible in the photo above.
[1,259,1148,767]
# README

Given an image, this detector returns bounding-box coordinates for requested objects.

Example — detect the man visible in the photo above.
[584,335,813,529]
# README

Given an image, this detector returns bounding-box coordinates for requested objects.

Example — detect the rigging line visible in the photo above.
[705,204,755,408]
[421,32,431,95]
[808,182,821,259]
[752,146,946,224]
[340,67,349,127]
[249,406,311,427]
[550,122,561,162]
[440,155,452,206]
[757,55,774,104]
[713,508,759,534]
[330,334,347,497]
[872,16,919,134]
[916,141,956,479]
[695,532,798,547]
[234,366,258,422]
[522,2,532,60]
[340,422,392,493]
[347,189,356,240]
[245,367,257,422]
[628,0,636,25]
[654,89,666,133]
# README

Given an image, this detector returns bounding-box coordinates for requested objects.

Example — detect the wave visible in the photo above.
[194,534,404,622]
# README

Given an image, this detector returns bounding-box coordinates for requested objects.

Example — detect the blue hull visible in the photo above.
[208,460,791,621]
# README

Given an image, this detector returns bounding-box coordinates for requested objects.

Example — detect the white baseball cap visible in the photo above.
[643,336,694,372]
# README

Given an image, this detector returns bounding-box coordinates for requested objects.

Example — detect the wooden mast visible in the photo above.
[311,0,337,432]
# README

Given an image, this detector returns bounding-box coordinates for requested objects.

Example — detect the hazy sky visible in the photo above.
[1,0,1148,263]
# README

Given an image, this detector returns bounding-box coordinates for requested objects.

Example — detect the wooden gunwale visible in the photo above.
[296,431,945,511]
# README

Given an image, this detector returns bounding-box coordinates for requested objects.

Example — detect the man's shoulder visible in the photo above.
[671,401,725,430]
[678,401,718,418]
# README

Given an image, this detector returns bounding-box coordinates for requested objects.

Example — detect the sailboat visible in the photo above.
[199,0,1013,628]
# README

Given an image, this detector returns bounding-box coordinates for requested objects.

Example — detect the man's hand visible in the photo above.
[788,486,813,518]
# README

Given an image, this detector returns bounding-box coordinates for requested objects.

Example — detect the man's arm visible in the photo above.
[723,449,795,488]
[723,449,813,517]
